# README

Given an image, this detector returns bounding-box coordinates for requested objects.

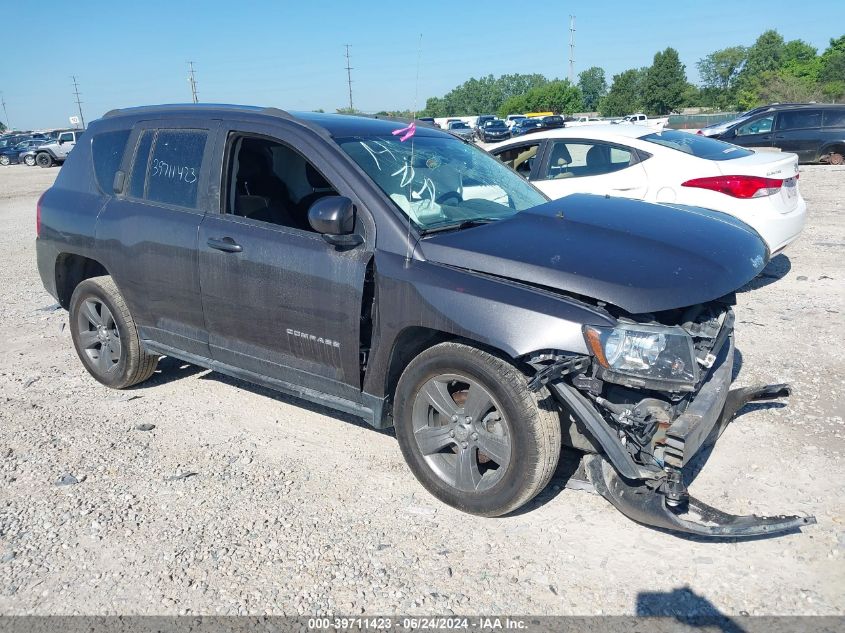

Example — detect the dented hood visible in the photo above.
[419,194,768,314]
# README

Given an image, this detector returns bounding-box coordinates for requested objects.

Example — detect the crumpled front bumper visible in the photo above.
[552,334,817,538]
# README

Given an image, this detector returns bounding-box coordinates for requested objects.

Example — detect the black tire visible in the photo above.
[35,152,53,168]
[23,155,36,167]
[0,155,9,166]
[394,342,562,517]
[69,276,158,389]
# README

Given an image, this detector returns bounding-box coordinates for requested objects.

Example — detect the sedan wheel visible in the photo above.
[23,155,36,166]
[0,155,10,166]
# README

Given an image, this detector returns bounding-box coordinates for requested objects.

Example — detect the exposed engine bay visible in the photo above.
[526,295,816,538]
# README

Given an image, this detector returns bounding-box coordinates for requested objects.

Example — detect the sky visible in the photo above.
[2,0,844,130]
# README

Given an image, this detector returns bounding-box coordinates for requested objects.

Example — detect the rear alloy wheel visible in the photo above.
[394,342,562,517]
[35,152,53,168]
[0,155,10,166]
[69,276,158,389]
[23,155,36,166]
[829,151,844,166]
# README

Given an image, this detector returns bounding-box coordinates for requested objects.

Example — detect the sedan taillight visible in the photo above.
[681,175,785,199]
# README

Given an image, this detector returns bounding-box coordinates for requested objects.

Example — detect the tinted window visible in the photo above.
[822,109,845,128]
[146,130,207,208]
[736,115,773,136]
[541,141,633,179]
[776,110,822,131]
[640,130,753,160]
[129,130,154,199]
[91,129,130,193]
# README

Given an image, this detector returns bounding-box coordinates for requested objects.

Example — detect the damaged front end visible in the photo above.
[527,295,816,538]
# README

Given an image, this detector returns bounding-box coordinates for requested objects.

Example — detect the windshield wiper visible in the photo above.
[420,218,500,235]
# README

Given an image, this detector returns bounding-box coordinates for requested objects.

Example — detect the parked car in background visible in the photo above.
[616,113,669,129]
[476,119,511,143]
[539,115,565,129]
[0,138,49,165]
[698,103,806,137]
[713,104,845,165]
[0,133,47,149]
[31,129,84,167]
[474,114,496,129]
[446,120,474,141]
[416,117,439,129]
[34,103,811,536]
[510,118,544,137]
[567,116,603,126]
[505,114,526,128]
[488,125,806,253]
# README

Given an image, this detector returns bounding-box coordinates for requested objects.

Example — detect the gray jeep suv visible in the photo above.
[35,104,814,537]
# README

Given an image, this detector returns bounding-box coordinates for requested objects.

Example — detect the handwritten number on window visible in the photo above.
[151,158,197,184]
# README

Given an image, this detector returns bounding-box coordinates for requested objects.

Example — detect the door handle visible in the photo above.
[774,135,785,139]
[207,237,243,253]
[760,135,771,141]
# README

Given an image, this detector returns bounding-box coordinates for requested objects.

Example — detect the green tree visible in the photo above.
[740,30,786,85]
[419,73,549,117]
[643,48,687,114]
[697,46,746,92]
[577,66,607,111]
[819,35,845,91]
[499,80,583,117]
[599,68,646,117]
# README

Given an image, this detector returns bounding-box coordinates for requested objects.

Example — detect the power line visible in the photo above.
[344,44,354,112]
[0,92,9,130]
[71,76,85,129]
[188,61,199,104]
[568,15,576,84]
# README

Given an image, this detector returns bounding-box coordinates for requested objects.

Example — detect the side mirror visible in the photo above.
[308,196,362,247]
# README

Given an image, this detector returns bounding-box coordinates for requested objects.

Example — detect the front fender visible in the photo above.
[363,251,614,397]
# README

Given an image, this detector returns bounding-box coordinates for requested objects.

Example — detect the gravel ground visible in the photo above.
[0,163,843,617]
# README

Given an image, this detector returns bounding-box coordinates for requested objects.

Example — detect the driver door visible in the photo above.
[197,120,374,399]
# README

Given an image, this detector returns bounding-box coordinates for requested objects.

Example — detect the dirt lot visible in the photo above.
[0,163,843,616]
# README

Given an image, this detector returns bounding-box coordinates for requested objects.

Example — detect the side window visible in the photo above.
[776,110,822,131]
[224,134,338,231]
[541,141,632,179]
[58,132,73,143]
[128,130,154,199]
[493,142,542,179]
[146,130,207,208]
[736,115,773,136]
[822,109,845,128]
[91,129,130,193]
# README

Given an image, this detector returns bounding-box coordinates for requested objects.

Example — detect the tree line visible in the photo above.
[414,30,844,119]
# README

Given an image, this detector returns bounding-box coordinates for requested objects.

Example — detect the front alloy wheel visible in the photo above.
[411,374,511,493]
[24,155,36,166]
[394,342,562,517]
[0,155,10,166]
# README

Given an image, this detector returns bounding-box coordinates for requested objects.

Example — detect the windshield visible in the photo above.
[639,129,754,161]
[485,120,506,128]
[338,134,547,231]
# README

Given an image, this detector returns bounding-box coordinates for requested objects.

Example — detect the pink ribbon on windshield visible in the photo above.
[392,121,416,142]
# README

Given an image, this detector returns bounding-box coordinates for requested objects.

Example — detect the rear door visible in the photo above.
[197,119,373,400]
[773,109,823,162]
[534,139,648,199]
[95,119,218,357]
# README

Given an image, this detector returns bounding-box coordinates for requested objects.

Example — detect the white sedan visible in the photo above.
[487,125,806,254]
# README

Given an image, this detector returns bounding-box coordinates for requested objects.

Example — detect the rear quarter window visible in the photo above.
[822,109,845,128]
[640,130,754,161]
[91,129,130,193]
[145,130,207,208]
[776,110,822,130]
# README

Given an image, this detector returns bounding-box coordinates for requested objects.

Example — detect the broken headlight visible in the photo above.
[583,323,698,391]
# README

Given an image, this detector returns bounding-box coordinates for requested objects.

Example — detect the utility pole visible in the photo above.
[344,44,354,112]
[0,92,10,131]
[188,61,199,104]
[71,76,85,129]
[568,15,576,84]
